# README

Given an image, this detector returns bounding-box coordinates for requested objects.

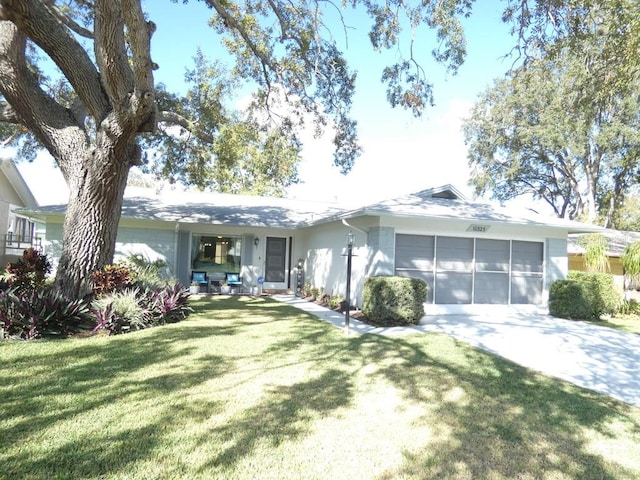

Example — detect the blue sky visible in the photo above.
[16,0,518,206]
[144,0,517,204]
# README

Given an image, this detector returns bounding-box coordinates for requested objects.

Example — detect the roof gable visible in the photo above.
[0,159,38,207]
[412,184,468,201]
[325,186,601,234]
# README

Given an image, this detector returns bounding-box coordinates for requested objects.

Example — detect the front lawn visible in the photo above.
[1,296,639,479]
[590,314,640,335]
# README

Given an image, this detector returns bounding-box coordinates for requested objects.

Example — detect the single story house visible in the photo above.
[568,230,640,291]
[22,184,599,314]
[0,159,40,267]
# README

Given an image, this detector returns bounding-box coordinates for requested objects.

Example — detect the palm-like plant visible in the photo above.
[621,241,640,290]
[578,234,610,273]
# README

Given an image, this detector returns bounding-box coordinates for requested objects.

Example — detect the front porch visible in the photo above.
[1,234,43,266]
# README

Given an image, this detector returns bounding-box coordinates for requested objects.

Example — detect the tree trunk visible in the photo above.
[0,2,157,300]
[54,140,133,299]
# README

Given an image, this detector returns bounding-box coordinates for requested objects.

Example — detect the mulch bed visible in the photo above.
[303,295,374,325]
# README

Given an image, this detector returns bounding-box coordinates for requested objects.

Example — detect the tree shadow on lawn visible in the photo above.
[0,326,233,478]
[181,297,640,478]
[3,296,639,479]
[199,368,353,473]
[348,334,640,480]
[239,305,640,479]
[0,296,347,479]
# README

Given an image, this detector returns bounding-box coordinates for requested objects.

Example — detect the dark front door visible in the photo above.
[265,237,286,282]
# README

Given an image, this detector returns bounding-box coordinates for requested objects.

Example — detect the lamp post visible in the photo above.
[345,231,355,334]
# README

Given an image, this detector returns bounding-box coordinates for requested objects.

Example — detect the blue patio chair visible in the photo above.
[225,272,243,293]
[191,271,209,293]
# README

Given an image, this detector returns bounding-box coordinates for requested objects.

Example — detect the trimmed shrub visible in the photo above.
[362,276,427,326]
[548,280,591,320]
[568,271,622,318]
[549,271,622,320]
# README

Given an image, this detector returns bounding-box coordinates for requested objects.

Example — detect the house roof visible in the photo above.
[20,184,601,234]
[568,230,640,257]
[22,187,345,229]
[0,159,38,208]
[307,187,601,234]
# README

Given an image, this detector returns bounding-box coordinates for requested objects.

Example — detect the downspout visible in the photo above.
[341,219,368,240]
[174,222,179,279]
[287,236,293,289]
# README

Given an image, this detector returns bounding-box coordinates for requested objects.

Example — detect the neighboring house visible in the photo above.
[568,230,640,291]
[21,184,598,314]
[0,159,40,267]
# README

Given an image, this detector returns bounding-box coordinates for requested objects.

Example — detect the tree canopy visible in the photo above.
[0,0,473,298]
[463,0,640,225]
[464,46,640,225]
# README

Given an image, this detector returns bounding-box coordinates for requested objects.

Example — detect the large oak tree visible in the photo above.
[464,48,640,225]
[0,0,472,299]
[464,0,640,225]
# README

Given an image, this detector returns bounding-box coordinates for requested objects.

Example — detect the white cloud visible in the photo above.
[288,98,474,205]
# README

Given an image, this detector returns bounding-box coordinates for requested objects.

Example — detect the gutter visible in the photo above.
[341,218,368,235]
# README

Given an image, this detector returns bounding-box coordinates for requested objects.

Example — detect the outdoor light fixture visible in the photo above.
[346,231,355,247]
[344,231,355,334]
[254,237,260,247]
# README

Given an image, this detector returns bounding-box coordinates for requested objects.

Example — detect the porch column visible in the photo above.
[366,226,395,277]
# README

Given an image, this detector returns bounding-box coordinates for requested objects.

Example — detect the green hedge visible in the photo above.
[362,276,427,326]
[548,280,591,320]
[549,271,622,320]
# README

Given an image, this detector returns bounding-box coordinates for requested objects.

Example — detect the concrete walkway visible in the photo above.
[273,295,640,408]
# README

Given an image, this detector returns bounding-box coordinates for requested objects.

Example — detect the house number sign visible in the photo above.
[466,224,491,233]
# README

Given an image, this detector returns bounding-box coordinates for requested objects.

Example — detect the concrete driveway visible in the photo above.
[274,295,640,408]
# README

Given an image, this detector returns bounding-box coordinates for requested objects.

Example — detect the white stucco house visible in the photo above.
[0,159,40,267]
[21,184,599,314]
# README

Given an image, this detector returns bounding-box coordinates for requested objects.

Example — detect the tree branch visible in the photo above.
[0,20,87,182]
[0,0,109,120]
[121,0,155,92]
[43,0,94,39]
[157,110,214,143]
[94,0,134,103]
[206,0,279,77]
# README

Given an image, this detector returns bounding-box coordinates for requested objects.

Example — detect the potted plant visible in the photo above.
[220,279,230,295]
[189,282,200,294]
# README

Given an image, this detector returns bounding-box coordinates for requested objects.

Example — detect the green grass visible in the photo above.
[591,314,640,335]
[1,295,640,479]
